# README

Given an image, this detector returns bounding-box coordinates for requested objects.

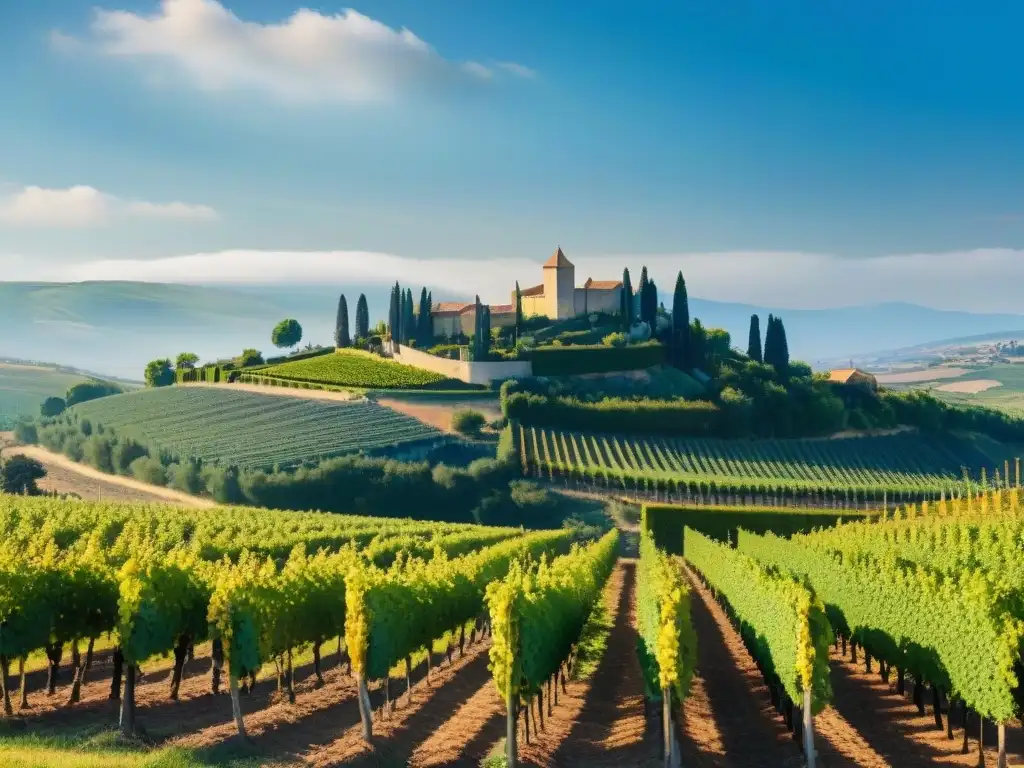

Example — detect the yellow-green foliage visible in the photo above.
[685,527,832,711]
[486,529,619,705]
[345,529,573,682]
[739,526,1024,722]
[636,530,696,700]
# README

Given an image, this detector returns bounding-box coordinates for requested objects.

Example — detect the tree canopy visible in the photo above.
[175,352,200,370]
[671,271,690,369]
[334,295,350,348]
[621,268,634,327]
[355,294,370,341]
[66,380,122,407]
[0,455,46,495]
[40,397,66,418]
[271,319,303,350]
[239,348,264,367]
[747,314,762,363]
[144,359,175,388]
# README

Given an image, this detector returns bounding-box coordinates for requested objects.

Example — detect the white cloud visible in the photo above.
[56,0,534,103]
[9,247,1024,315]
[0,185,219,228]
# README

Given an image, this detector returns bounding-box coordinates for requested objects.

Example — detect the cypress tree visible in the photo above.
[397,286,406,344]
[763,313,776,369]
[671,271,690,368]
[334,294,350,348]
[355,294,370,341]
[690,319,707,370]
[637,266,649,326]
[388,283,400,341]
[776,316,790,375]
[621,268,634,328]
[417,287,429,346]
[642,278,658,330]
[747,314,762,362]
[473,295,483,358]
[481,305,492,358]
[514,281,523,343]
[404,289,415,345]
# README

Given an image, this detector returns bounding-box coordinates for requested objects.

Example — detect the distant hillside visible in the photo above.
[3,280,1024,378]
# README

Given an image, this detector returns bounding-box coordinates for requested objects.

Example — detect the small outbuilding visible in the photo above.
[827,368,878,391]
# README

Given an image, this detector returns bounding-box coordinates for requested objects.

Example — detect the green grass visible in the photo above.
[0,363,90,430]
[892,362,1024,414]
[0,729,273,768]
[260,349,480,390]
[522,425,1010,493]
[70,386,441,470]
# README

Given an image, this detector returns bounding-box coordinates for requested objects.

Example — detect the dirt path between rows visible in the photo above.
[0,440,215,508]
[180,382,363,403]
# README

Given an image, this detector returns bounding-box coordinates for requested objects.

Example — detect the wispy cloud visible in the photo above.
[0,185,218,228]
[8,247,1024,315]
[54,0,535,104]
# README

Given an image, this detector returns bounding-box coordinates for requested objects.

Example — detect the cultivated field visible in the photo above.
[873,366,974,384]
[257,349,474,390]
[519,425,1002,496]
[69,386,440,470]
[0,362,90,429]
[3,492,1023,767]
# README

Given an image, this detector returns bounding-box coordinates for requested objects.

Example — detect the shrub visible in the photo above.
[239,349,265,367]
[602,332,626,347]
[66,381,122,407]
[130,456,167,486]
[504,391,720,436]
[530,341,666,376]
[452,409,487,437]
[40,397,66,418]
[13,421,37,445]
[113,439,148,475]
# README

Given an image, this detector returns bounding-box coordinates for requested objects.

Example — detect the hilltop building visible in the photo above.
[429,247,623,338]
[828,368,878,392]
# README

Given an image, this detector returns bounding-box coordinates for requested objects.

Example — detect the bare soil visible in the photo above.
[0,437,213,508]
[180,382,363,403]
[936,379,1003,394]
[376,397,502,433]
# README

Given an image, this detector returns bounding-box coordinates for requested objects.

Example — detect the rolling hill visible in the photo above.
[4,280,1024,379]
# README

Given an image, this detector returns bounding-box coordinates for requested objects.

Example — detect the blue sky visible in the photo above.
[3,1,1024,311]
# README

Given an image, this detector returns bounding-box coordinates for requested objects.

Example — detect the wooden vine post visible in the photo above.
[662,687,674,768]
[229,672,247,739]
[506,697,519,768]
[356,674,373,742]
[803,687,815,768]
[998,722,1007,768]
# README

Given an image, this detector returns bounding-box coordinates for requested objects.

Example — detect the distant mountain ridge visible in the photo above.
[1,281,1021,379]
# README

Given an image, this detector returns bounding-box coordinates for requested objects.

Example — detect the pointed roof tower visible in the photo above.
[543,246,574,269]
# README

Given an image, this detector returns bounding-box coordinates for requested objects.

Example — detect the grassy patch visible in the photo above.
[261,349,480,391]
[569,574,616,682]
[0,728,274,768]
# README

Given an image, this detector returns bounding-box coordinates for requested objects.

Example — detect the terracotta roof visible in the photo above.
[520,283,545,297]
[828,368,875,384]
[433,302,472,315]
[490,304,515,314]
[543,246,574,269]
[582,278,622,290]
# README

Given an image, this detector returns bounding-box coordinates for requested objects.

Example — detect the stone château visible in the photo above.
[429,247,623,338]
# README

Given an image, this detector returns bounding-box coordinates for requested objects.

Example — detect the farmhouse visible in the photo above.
[828,368,878,391]
[430,247,623,337]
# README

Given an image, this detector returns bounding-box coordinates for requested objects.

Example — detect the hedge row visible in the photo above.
[528,341,665,375]
[641,503,875,555]
[504,391,720,436]
[175,366,233,384]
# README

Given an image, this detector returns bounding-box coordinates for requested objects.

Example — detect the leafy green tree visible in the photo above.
[671,271,690,369]
[144,359,175,388]
[175,352,199,370]
[334,294,350,348]
[40,397,66,418]
[66,381,122,406]
[0,454,46,495]
[355,294,370,341]
[621,268,634,327]
[747,314,762,362]
[239,348,264,367]
[271,319,303,350]
[689,319,708,371]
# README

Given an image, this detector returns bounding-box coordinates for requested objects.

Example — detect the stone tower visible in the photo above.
[543,247,575,320]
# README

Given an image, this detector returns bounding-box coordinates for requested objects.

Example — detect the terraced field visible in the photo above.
[257,348,478,390]
[71,386,441,470]
[520,425,1006,496]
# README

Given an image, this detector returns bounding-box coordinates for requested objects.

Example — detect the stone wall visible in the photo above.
[391,343,532,385]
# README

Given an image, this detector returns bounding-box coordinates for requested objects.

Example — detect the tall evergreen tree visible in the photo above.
[404,289,415,345]
[747,314,762,362]
[637,266,649,325]
[480,305,491,358]
[355,294,370,341]
[671,271,690,369]
[690,319,707,370]
[416,287,429,345]
[334,294,350,348]
[621,268,634,327]
[775,316,790,375]
[388,282,401,341]
[472,295,483,358]
[514,281,523,343]
[642,277,658,329]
